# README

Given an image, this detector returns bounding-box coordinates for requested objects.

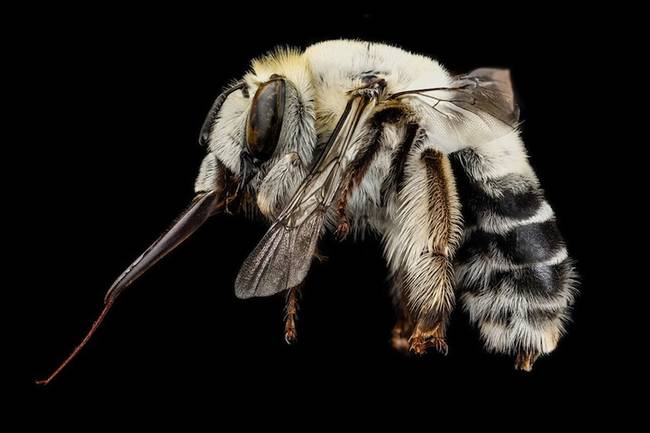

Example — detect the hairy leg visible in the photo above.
[383,146,462,355]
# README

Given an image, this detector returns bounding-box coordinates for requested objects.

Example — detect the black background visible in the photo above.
[12,5,626,420]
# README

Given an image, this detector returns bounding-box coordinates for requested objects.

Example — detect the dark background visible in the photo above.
[11,5,625,419]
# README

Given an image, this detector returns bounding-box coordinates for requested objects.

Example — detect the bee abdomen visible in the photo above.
[451,149,577,355]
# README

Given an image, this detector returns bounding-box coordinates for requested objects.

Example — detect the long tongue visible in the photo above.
[36,189,225,385]
[105,189,224,303]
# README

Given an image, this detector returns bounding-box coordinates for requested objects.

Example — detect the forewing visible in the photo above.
[234,210,322,298]
[234,95,373,298]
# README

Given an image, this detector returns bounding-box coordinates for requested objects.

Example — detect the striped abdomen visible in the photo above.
[451,146,577,355]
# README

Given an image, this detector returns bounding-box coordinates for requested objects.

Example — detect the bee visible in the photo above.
[37,40,577,384]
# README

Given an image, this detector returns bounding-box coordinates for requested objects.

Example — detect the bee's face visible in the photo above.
[195,50,317,219]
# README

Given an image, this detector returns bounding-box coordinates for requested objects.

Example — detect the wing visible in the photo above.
[235,93,376,298]
[390,68,519,128]
[453,68,519,126]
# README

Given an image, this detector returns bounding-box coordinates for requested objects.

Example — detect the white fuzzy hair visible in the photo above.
[304,40,450,133]
[195,40,577,360]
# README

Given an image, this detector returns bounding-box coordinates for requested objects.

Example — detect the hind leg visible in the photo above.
[383,147,463,355]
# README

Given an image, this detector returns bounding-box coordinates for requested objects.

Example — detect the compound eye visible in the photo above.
[245,77,286,161]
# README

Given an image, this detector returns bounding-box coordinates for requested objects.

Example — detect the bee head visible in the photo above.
[196,48,316,218]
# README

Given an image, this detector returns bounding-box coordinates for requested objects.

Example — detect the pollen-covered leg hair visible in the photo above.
[451,142,578,371]
[383,142,463,356]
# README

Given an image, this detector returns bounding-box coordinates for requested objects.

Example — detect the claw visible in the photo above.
[284,324,297,345]
[408,335,448,356]
[514,351,540,372]
[334,218,350,240]
[408,323,448,356]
